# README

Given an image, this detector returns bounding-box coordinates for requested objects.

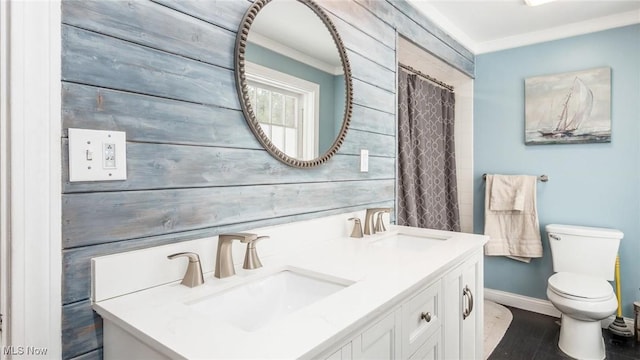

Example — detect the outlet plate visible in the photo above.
[68,128,127,182]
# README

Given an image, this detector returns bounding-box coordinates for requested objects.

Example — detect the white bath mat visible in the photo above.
[484,300,513,359]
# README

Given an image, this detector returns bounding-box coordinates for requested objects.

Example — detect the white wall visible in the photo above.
[1,1,62,357]
[397,37,474,233]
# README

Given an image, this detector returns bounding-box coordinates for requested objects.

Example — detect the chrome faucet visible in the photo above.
[364,208,391,235]
[348,217,363,238]
[215,233,255,278]
[243,235,269,270]
[167,252,204,287]
[375,212,387,233]
[215,233,268,278]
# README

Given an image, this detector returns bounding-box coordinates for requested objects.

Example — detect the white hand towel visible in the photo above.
[490,175,525,211]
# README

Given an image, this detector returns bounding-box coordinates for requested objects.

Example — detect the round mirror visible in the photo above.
[235,0,353,167]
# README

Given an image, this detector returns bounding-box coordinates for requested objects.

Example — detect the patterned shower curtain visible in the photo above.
[397,69,460,231]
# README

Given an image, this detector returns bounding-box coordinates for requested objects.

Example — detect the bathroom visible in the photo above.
[2,0,640,359]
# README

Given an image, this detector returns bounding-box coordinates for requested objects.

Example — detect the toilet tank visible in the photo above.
[546,224,623,281]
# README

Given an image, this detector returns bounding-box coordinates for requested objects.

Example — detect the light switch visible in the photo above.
[360,149,369,172]
[69,128,127,182]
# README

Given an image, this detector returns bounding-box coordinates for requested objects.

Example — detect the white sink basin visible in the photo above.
[188,269,352,331]
[371,234,450,252]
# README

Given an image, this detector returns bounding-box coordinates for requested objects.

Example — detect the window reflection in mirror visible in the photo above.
[246,62,320,159]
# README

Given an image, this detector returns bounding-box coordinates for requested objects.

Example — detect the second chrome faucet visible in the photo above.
[364,208,391,235]
[215,232,269,278]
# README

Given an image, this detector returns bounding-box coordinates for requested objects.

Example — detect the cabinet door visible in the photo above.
[325,342,353,360]
[104,322,170,360]
[443,251,483,360]
[352,309,401,360]
[408,331,441,360]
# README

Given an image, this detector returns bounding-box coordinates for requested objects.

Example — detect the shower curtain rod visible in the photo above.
[399,63,454,92]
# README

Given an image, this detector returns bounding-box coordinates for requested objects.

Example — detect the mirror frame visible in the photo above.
[235,0,353,168]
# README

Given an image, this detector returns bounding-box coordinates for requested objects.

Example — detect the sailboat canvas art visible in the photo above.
[525,67,611,145]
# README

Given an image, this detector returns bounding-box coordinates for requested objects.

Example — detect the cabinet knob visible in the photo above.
[420,312,432,322]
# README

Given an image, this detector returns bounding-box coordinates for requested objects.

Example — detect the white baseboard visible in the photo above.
[485,288,636,331]
[485,288,561,318]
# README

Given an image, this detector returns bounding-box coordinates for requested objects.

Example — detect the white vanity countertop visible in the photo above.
[93,225,487,359]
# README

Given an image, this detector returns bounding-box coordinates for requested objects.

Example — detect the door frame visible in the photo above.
[0,0,9,353]
[0,1,62,357]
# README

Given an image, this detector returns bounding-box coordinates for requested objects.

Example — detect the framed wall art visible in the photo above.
[525,67,611,145]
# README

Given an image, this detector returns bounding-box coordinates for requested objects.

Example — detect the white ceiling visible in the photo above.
[406,0,640,54]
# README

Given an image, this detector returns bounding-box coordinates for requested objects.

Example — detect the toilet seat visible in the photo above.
[548,272,614,302]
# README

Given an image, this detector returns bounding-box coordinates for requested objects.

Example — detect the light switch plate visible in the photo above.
[68,128,127,182]
[360,149,369,172]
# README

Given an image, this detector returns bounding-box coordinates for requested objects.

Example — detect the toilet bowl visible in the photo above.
[545,224,623,360]
[547,272,618,360]
[548,272,618,320]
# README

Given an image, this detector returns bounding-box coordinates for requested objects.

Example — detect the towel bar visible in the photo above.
[482,174,549,182]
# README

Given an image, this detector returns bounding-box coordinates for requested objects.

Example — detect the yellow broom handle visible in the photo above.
[615,254,622,317]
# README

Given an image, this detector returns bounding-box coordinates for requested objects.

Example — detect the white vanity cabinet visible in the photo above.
[408,331,442,360]
[325,343,353,360]
[321,282,440,360]
[322,249,482,360]
[324,310,401,360]
[443,251,483,359]
[352,310,402,359]
[92,218,488,360]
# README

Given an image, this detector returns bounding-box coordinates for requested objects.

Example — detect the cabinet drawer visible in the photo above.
[402,280,442,358]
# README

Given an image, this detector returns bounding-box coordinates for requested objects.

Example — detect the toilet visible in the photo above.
[546,224,623,360]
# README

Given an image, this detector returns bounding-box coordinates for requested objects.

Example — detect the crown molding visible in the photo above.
[407,0,640,55]
[476,9,640,54]
[405,1,479,54]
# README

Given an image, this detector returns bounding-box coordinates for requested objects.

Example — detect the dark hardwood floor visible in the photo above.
[488,306,640,360]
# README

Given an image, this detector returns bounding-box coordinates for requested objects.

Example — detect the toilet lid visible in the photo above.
[548,272,614,300]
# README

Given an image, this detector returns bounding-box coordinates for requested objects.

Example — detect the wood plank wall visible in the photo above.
[60,1,474,358]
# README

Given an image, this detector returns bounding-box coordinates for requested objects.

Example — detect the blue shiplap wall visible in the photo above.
[474,25,640,318]
[60,0,473,358]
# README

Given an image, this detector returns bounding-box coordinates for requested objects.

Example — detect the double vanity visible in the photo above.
[92,211,487,359]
